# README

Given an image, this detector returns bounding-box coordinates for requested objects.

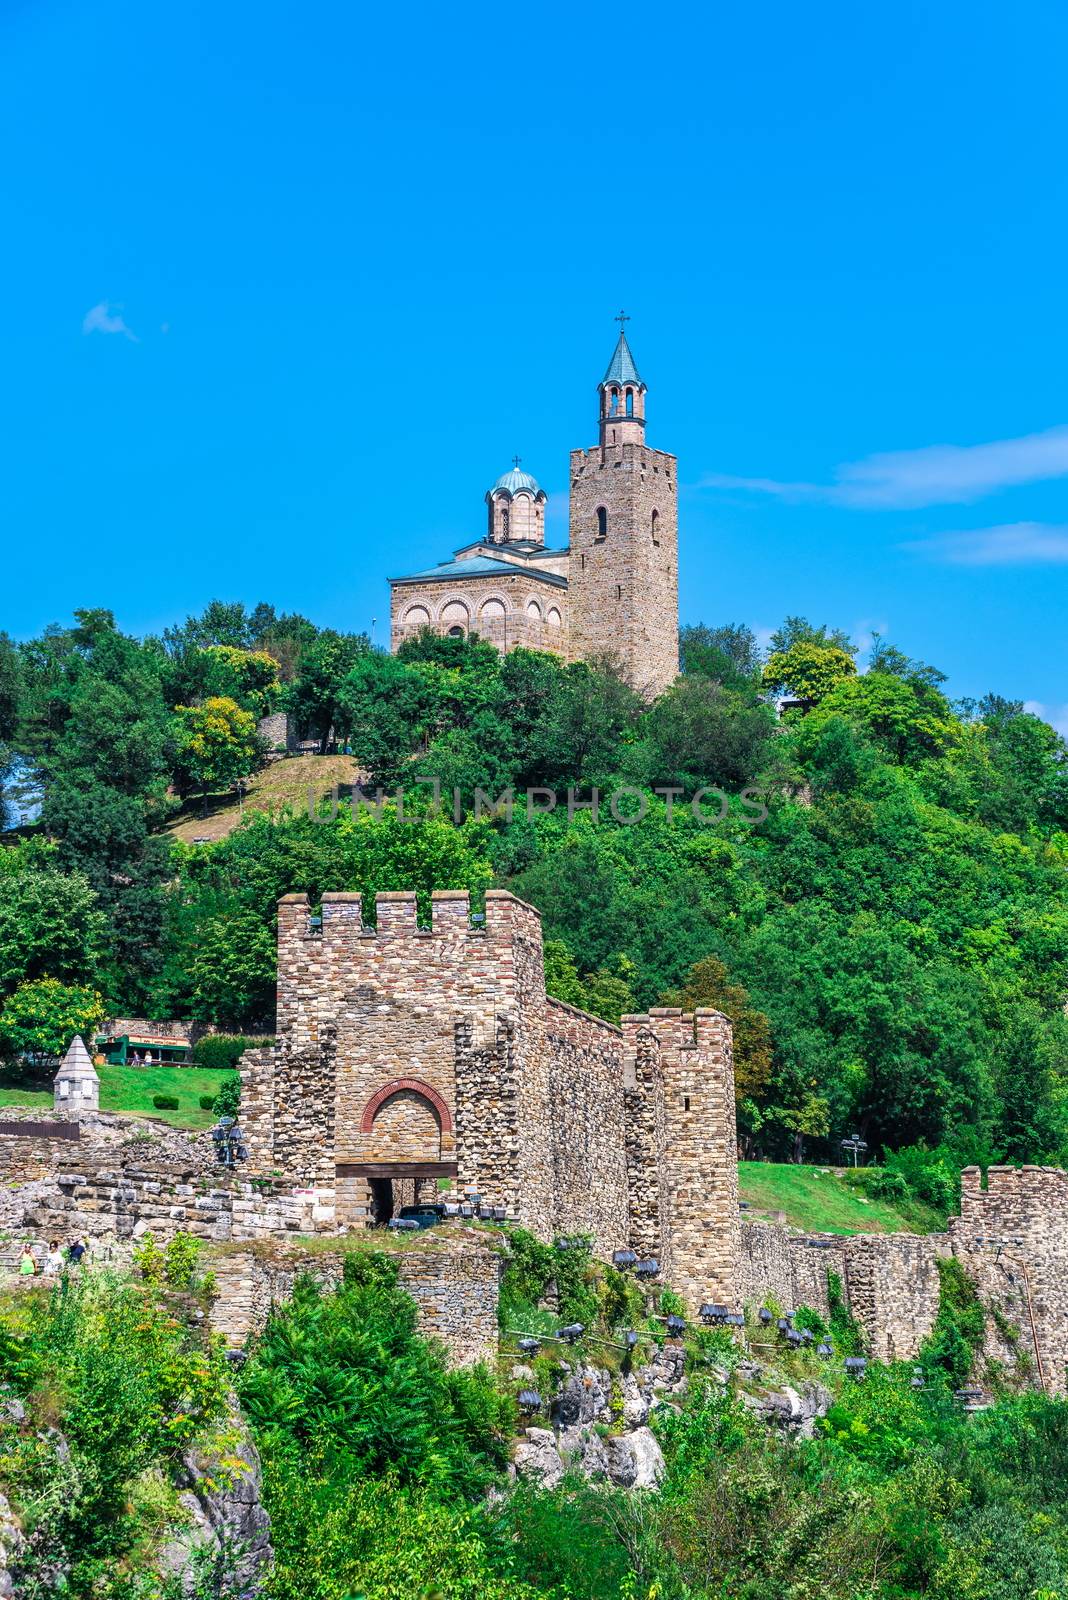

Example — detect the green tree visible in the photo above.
[0,861,105,997]
[660,953,773,1106]
[763,639,858,705]
[171,695,262,805]
[636,673,775,788]
[0,977,104,1059]
[799,671,961,764]
[285,630,368,751]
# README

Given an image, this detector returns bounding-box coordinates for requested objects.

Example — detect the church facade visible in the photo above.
[388,326,680,699]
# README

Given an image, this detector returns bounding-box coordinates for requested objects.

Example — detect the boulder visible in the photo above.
[551,1365,612,1427]
[513,1427,564,1487]
[558,1424,609,1480]
[604,1427,665,1489]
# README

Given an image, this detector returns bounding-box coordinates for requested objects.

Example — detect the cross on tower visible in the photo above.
[615,309,630,330]
[512,454,522,469]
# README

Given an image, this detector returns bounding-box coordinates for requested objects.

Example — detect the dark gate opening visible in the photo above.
[369,1176,394,1226]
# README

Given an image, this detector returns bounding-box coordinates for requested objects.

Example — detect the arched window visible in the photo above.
[439,599,469,638]
[609,387,619,416]
[526,598,542,620]
[651,509,660,545]
[625,388,634,417]
[595,506,607,541]
[501,507,509,538]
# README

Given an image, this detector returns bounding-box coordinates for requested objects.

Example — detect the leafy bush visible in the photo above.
[212,1074,240,1119]
[497,1228,600,1334]
[239,1253,513,1498]
[0,1271,230,1592]
[191,1033,272,1070]
[827,1269,865,1355]
[151,1093,179,1110]
[198,1093,215,1110]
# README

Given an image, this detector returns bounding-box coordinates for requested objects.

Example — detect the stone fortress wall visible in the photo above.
[239,888,741,1309]
[8,917,1068,1389]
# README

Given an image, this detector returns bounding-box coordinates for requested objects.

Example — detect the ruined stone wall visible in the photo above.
[738,1223,837,1319]
[11,1164,328,1262]
[567,442,678,698]
[739,1223,947,1363]
[622,1017,670,1274]
[841,1233,948,1363]
[950,1164,1068,1394]
[543,998,629,1254]
[207,1236,501,1367]
[652,1009,740,1309]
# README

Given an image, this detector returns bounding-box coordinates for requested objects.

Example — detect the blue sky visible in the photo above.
[3,0,1067,729]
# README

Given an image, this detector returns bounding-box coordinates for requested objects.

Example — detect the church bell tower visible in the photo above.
[567,317,679,698]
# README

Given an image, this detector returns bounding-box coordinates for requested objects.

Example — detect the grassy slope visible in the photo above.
[0,1066,238,1130]
[739,1162,944,1235]
[167,754,362,844]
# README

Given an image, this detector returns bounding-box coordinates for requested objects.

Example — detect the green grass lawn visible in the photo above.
[739,1161,944,1235]
[0,1065,238,1130]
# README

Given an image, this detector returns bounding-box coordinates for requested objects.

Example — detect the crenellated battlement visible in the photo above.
[279,888,544,945]
[255,883,739,1310]
[958,1163,1068,1220]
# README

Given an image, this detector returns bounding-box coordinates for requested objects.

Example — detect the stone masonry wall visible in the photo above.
[207,1236,501,1367]
[739,1222,947,1363]
[652,1009,740,1308]
[391,573,569,659]
[951,1164,1068,1394]
[568,441,679,698]
[622,1017,671,1276]
[242,887,742,1307]
[543,998,629,1253]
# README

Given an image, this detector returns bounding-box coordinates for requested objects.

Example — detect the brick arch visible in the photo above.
[360,1077,453,1135]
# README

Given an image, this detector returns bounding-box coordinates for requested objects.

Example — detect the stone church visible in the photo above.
[389,325,680,699]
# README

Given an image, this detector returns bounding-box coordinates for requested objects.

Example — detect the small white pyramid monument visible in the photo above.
[53,1035,100,1116]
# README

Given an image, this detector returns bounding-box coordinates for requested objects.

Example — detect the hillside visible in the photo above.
[739,1161,947,1234]
[166,754,362,844]
[0,1064,237,1129]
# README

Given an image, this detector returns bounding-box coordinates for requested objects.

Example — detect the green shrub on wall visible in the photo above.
[192,1033,273,1070]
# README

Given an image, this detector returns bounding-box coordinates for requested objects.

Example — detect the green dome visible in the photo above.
[490,465,543,498]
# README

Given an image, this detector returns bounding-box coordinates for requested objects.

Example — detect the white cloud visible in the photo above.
[853,618,890,656]
[1024,700,1068,738]
[701,425,1068,510]
[82,301,138,341]
[903,523,1068,566]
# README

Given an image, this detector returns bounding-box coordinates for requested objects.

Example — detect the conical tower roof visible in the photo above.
[58,1035,98,1079]
[601,330,644,388]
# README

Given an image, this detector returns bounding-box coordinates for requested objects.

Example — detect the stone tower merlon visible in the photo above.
[567,331,679,699]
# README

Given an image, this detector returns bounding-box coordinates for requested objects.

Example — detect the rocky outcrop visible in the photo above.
[740,1379,832,1440]
[514,1347,684,1490]
[159,1406,272,1596]
[0,1493,23,1599]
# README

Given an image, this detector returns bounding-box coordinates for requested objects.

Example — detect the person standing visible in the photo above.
[44,1241,64,1275]
[18,1244,36,1276]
